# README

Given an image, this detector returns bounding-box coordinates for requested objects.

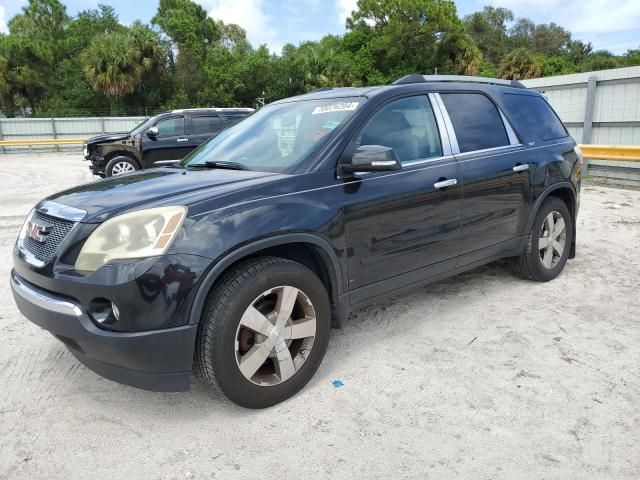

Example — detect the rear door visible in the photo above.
[342,94,463,304]
[141,115,190,167]
[189,114,224,149]
[436,92,531,262]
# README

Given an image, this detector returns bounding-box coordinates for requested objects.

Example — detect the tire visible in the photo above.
[515,196,573,282]
[105,156,139,177]
[195,256,331,408]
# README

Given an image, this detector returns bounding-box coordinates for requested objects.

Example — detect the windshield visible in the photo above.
[181,97,364,173]
[129,117,154,136]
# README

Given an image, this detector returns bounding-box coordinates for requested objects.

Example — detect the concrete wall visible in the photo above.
[522,66,640,145]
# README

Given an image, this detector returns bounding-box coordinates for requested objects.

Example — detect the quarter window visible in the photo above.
[192,115,223,135]
[440,93,509,153]
[503,94,567,141]
[357,96,442,163]
[155,117,185,137]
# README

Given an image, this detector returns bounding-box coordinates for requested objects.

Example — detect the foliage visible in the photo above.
[499,47,543,80]
[82,24,165,99]
[0,0,638,117]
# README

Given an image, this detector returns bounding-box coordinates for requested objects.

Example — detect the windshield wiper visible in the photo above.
[190,161,249,171]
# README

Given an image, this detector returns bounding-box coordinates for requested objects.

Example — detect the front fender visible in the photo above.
[186,232,346,326]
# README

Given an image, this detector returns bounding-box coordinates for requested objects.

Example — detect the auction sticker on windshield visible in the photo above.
[312,102,359,115]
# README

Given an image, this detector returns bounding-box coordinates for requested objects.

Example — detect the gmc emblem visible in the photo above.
[26,221,51,243]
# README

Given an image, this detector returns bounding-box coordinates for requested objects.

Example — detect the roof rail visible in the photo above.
[171,107,255,113]
[310,87,334,93]
[392,74,526,89]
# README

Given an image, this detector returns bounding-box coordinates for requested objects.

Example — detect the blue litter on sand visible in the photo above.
[331,380,344,388]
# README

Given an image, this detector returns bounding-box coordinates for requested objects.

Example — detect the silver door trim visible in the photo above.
[427,93,453,157]
[432,93,460,155]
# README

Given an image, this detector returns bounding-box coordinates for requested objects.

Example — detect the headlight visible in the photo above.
[83,143,88,157]
[75,206,187,273]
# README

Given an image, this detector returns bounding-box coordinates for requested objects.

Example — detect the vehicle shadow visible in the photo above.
[51,260,521,418]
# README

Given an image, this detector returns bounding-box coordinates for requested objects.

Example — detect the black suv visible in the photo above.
[12,75,583,408]
[83,108,254,177]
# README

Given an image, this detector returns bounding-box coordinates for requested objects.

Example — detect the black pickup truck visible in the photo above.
[83,108,254,177]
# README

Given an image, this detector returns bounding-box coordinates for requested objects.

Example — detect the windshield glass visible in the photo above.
[181,97,364,173]
[129,117,154,136]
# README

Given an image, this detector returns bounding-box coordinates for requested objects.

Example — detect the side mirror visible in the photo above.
[342,145,401,174]
[146,127,159,139]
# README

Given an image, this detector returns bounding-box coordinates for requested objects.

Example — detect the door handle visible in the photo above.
[434,178,457,189]
[177,138,189,143]
[513,164,529,172]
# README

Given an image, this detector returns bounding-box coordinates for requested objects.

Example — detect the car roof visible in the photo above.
[168,108,254,114]
[269,86,393,105]
[270,76,531,106]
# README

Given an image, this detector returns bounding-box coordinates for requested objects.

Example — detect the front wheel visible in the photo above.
[105,156,139,177]
[515,196,573,282]
[195,256,331,408]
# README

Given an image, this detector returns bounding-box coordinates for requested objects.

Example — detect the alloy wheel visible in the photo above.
[234,286,316,386]
[539,210,567,269]
[111,161,136,175]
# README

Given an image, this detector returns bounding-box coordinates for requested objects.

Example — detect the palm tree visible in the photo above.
[82,31,144,97]
[81,24,165,99]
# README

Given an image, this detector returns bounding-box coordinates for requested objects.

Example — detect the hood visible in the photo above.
[85,132,131,144]
[42,167,283,222]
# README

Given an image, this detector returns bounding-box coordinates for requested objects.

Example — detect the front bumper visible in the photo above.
[87,156,106,176]
[11,271,197,392]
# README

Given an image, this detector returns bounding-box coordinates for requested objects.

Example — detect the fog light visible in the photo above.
[89,298,118,326]
[111,302,120,321]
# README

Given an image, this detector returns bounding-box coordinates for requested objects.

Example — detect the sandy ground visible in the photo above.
[0,153,639,480]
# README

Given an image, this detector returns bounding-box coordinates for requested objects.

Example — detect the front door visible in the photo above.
[342,95,463,304]
[141,115,191,167]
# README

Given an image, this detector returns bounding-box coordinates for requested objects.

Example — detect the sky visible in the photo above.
[0,0,639,55]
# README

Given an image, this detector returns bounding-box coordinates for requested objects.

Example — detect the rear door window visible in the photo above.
[192,115,223,135]
[503,94,568,141]
[440,93,509,153]
[357,95,442,163]
[222,114,249,127]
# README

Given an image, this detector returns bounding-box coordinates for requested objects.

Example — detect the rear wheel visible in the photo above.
[515,196,573,282]
[105,156,139,177]
[195,256,331,408]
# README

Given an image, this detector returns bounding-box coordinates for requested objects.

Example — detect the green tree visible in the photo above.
[531,23,571,56]
[81,24,166,107]
[464,6,513,63]
[346,0,465,82]
[580,50,620,71]
[438,32,482,75]
[499,47,543,79]
[152,0,219,105]
[622,48,640,66]
[0,0,69,114]
[540,55,578,76]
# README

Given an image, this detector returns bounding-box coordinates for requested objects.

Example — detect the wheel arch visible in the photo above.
[105,151,142,169]
[527,182,577,259]
[188,233,347,329]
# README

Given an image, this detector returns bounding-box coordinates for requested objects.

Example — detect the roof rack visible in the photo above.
[170,107,255,113]
[392,74,525,89]
[309,87,335,93]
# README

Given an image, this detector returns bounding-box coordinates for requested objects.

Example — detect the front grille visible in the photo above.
[22,210,76,264]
